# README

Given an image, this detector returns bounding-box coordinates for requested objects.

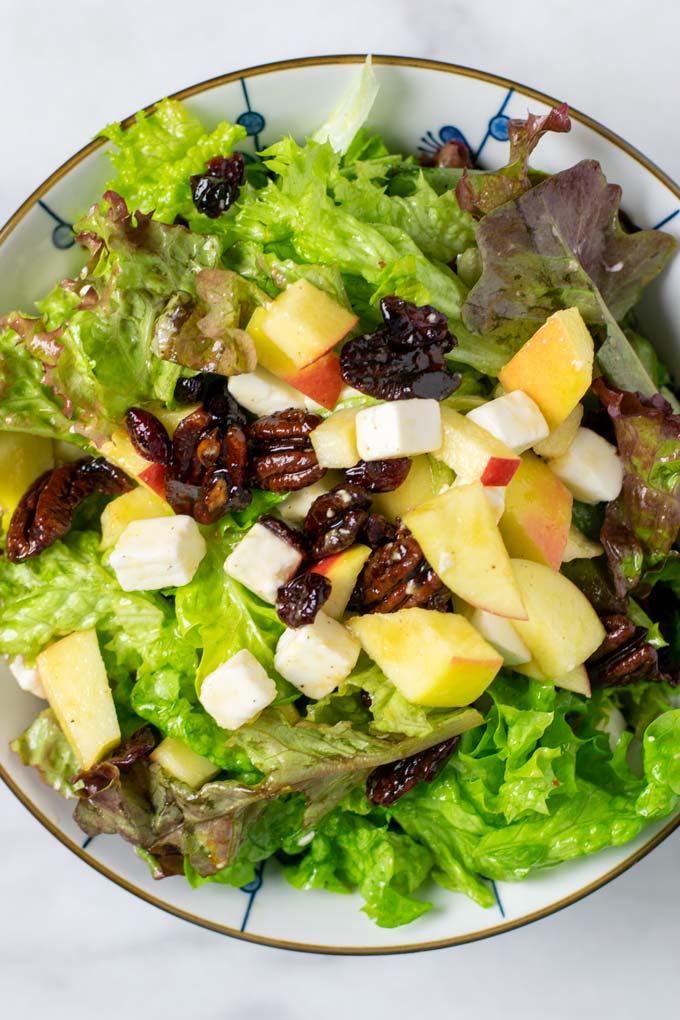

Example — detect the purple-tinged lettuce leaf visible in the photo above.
[594,378,680,595]
[10,709,80,798]
[463,160,675,392]
[151,267,261,375]
[456,103,571,217]
[72,705,482,879]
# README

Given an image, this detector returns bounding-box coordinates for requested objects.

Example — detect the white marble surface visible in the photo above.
[1,0,680,1015]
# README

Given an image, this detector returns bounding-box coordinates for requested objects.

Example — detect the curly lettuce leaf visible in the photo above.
[10,709,80,798]
[456,103,571,217]
[102,98,247,227]
[463,160,675,391]
[595,380,680,595]
[312,56,379,156]
[0,196,221,445]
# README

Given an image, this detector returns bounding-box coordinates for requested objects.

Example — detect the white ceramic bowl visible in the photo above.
[1,55,679,955]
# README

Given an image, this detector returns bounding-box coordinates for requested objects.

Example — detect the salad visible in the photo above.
[2,63,680,929]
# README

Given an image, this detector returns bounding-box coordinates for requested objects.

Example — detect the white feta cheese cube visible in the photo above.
[548,427,623,504]
[277,474,340,526]
[6,655,46,699]
[469,608,531,667]
[109,515,207,591]
[355,399,442,461]
[199,649,277,731]
[466,391,549,453]
[274,611,361,698]
[224,522,303,603]
[228,366,320,416]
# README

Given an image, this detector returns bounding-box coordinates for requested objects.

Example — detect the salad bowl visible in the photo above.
[1,54,679,954]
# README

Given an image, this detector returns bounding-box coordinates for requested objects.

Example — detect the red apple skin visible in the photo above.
[480,457,521,487]
[139,463,167,499]
[284,351,344,410]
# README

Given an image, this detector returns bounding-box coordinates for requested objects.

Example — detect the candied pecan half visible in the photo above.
[355,524,450,613]
[276,573,331,628]
[247,409,326,493]
[303,484,372,560]
[588,613,670,688]
[125,407,172,465]
[363,513,397,549]
[340,296,461,401]
[344,458,412,493]
[366,735,461,806]
[6,458,132,562]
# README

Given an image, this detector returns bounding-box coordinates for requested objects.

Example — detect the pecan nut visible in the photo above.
[588,613,668,688]
[247,409,326,493]
[354,524,450,614]
[303,484,371,560]
[6,458,132,562]
[344,458,412,493]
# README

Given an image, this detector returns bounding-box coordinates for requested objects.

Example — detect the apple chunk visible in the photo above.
[510,559,605,677]
[0,432,54,530]
[36,630,121,769]
[101,486,174,550]
[307,544,371,619]
[310,406,362,468]
[499,308,594,429]
[435,406,520,486]
[247,279,358,374]
[101,428,168,500]
[403,482,527,620]
[499,452,572,570]
[348,607,502,707]
[151,737,220,788]
[516,659,592,698]
[371,455,438,521]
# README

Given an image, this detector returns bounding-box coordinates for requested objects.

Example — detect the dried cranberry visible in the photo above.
[340,296,461,401]
[190,154,246,218]
[276,573,331,628]
[303,485,372,560]
[345,458,411,493]
[125,407,172,465]
[366,735,461,806]
[363,513,397,548]
[174,374,207,405]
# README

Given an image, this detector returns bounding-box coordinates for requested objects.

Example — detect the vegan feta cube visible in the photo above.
[109,515,207,591]
[6,655,46,699]
[274,611,361,699]
[224,521,303,603]
[199,649,277,731]
[466,391,549,453]
[228,366,319,416]
[548,427,624,504]
[355,399,442,461]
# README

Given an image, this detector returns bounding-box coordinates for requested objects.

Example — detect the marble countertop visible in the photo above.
[2,1,679,1015]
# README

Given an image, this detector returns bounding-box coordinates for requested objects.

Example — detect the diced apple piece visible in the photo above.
[101,428,167,500]
[468,607,531,666]
[283,351,344,410]
[150,737,220,788]
[371,455,438,521]
[562,525,603,563]
[101,486,174,550]
[548,428,623,504]
[510,559,605,677]
[403,482,527,620]
[516,658,592,698]
[0,432,54,530]
[310,406,362,468]
[36,630,121,769]
[247,279,358,371]
[435,406,520,486]
[348,608,502,707]
[533,404,584,459]
[149,402,202,437]
[466,390,549,453]
[307,544,371,619]
[277,473,343,526]
[499,452,572,570]
[499,308,594,429]
[452,476,506,523]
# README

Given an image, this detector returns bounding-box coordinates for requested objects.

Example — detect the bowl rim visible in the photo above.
[1,52,679,956]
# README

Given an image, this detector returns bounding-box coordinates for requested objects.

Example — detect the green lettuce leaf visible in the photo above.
[10,709,80,797]
[0,197,221,445]
[102,98,247,227]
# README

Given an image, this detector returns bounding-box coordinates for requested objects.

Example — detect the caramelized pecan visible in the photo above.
[355,524,450,614]
[303,484,371,560]
[6,458,132,562]
[345,458,412,493]
[247,409,326,493]
[366,735,461,806]
[588,613,669,688]
[363,513,397,549]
